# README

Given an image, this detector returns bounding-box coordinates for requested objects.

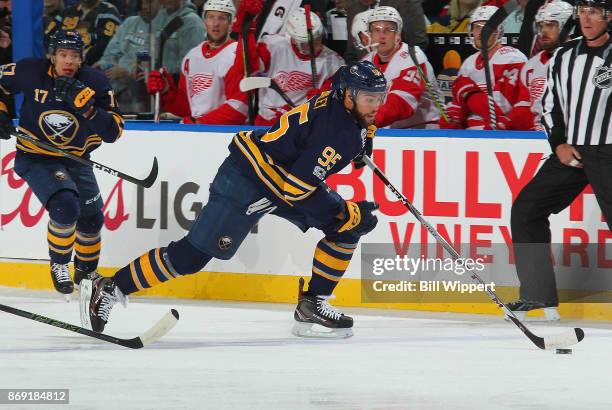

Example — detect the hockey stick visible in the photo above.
[239,76,296,107]
[241,13,257,125]
[480,0,519,130]
[406,45,449,123]
[12,130,159,188]
[363,155,585,350]
[0,302,179,349]
[155,16,183,123]
[304,5,318,87]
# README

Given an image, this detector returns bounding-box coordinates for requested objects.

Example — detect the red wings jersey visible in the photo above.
[257,35,344,122]
[364,44,440,128]
[181,40,246,118]
[456,46,527,125]
[518,51,552,130]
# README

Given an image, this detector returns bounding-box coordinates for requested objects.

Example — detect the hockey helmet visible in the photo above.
[331,61,388,103]
[48,30,85,57]
[285,7,324,44]
[203,0,236,21]
[469,6,502,31]
[536,1,574,29]
[575,0,610,10]
[368,6,403,33]
[351,9,373,50]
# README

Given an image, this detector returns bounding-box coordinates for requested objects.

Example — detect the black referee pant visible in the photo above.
[511,144,612,304]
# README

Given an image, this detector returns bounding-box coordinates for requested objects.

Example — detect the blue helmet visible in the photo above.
[48,30,85,56]
[331,61,388,95]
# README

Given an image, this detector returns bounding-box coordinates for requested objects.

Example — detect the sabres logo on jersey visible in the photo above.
[38,110,79,146]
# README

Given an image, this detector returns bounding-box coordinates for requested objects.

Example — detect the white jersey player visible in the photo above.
[441,5,528,130]
[146,0,248,124]
[252,7,344,125]
[510,1,574,130]
[362,6,440,128]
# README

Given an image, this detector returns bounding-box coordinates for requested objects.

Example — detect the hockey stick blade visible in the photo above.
[0,302,179,349]
[12,131,159,188]
[363,155,585,350]
[240,76,272,92]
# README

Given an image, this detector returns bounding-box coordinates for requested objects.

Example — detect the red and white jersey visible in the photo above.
[364,43,440,128]
[517,50,552,130]
[453,46,527,128]
[256,35,344,123]
[180,40,246,118]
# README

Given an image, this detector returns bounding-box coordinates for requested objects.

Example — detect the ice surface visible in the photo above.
[1,287,611,410]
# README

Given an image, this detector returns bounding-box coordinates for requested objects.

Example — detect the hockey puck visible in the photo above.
[555,348,573,354]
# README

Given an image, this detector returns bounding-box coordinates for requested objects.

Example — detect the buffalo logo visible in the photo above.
[273,71,313,92]
[54,170,69,181]
[371,67,382,77]
[593,65,612,89]
[218,236,233,251]
[188,73,213,98]
[39,110,79,146]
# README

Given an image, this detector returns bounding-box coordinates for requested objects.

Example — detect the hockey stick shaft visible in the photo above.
[0,302,178,349]
[154,17,183,124]
[270,79,297,107]
[241,14,257,125]
[12,131,158,188]
[363,155,584,350]
[480,0,518,130]
[304,5,318,86]
[407,46,449,123]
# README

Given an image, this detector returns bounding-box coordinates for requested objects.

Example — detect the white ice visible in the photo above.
[1,287,611,410]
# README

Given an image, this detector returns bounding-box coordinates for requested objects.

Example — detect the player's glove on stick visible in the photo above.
[147,69,174,95]
[54,76,96,117]
[0,110,13,140]
[336,200,379,236]
[354,125,376,169]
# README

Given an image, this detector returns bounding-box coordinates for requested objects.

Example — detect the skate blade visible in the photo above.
[291,322,353,339]
[504,308,560,322]
[79,279,93,330]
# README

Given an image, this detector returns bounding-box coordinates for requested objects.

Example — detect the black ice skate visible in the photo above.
[292,278,353,338]
[505,299,560,322]
[73,268,101,289]
[50,262,74,294]
[79,276,126,332]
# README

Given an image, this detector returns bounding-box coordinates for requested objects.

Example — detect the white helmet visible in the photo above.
[368,6,403,33]
[203,0,236,21]
[469,5,502,31]
[285,7,324,43]
[535,1,574,29]
[351,10,372,50]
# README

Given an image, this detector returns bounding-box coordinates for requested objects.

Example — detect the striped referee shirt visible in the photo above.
[542,36,612,150]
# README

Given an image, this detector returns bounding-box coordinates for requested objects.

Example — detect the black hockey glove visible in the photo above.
[335,200,379,236]
[0,110,13,140]
[54,76,96,117]
[354,125,376,169]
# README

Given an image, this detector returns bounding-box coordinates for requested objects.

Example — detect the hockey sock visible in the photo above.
[47,220,76,264]
[74,230,101,273]
[308,239,356,296]
[113,247,179,295]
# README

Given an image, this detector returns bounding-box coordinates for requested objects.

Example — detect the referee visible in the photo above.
[508,0,611,320]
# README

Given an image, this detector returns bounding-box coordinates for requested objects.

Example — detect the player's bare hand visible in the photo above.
[555,144,583,168]
[105,65,128,80]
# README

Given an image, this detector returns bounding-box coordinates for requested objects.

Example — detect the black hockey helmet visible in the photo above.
[575,0,611,11]
[48,30,85,57]
[332,61,388,95]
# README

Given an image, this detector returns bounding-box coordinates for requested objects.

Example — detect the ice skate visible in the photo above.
[292,278,353,339]
[80,276,126,332]
[505,299,560,322]
[73,268,101,290]
[50,262,74,295]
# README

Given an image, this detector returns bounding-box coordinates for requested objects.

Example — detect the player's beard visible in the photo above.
[351,105,374,128]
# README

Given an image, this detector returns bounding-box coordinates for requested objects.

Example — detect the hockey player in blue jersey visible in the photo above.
[82,60,387,338]
[0,30,124,295]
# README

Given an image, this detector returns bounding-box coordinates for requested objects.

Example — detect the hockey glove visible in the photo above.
[54,76,96,117]
[232,0,263,33]
[146,69,174,95]
[336,200,379,236]
[0,110,13,140]
[439,102,465,129]
[353,125,376,169]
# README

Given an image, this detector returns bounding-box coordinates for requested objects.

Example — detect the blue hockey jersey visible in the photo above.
[229,91,367,225]
[0,58,124,157]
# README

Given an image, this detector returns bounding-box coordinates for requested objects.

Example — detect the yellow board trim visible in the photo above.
[2,261,612,321]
